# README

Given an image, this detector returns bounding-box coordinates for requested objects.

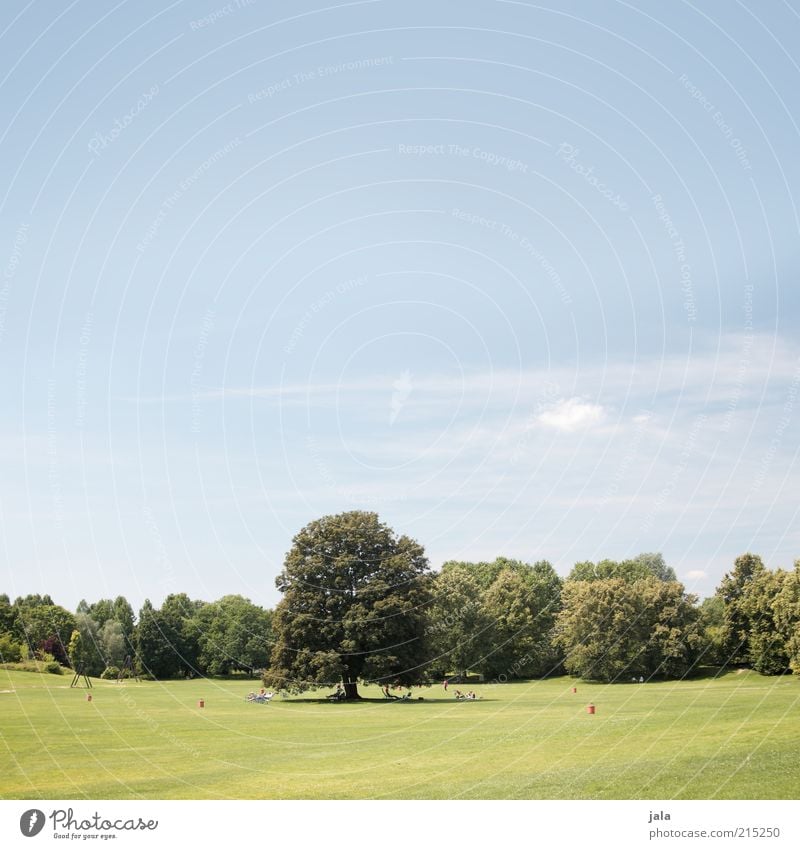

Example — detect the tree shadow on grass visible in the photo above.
[272,697,496,705]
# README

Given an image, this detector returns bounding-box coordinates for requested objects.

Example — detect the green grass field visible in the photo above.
[1,668,798,799]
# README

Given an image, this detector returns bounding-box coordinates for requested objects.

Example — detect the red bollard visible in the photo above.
[571,687,577,694]
[587,703,595,714]
[86,693,92,702]
[198,699,205,708]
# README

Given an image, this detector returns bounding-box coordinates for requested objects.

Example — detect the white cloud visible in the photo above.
[684,570,708,580]
[537,397,605,432]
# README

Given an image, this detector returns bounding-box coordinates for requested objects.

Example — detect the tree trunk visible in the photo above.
[343,679,360,700]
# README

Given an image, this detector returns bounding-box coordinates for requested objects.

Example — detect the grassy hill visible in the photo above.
[1,668,797,799]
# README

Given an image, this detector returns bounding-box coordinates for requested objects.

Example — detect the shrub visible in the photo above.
[35,650,64,675]
[100,666,121,680]
[0,633,22,663]
[0,659,63,674]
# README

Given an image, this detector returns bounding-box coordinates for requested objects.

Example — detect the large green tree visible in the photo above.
[773,561,800,674]
[134,595,202,679]
[481,561,562,679]
[263,511,432,699]
[554,577,701,682]
[193,595,272,675]
[427,566,492,679]
[716,553,768,665]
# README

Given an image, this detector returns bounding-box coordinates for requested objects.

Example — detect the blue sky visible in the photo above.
[1,0,799,612]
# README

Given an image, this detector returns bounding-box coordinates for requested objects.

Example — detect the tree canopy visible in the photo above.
[263,511,432,698]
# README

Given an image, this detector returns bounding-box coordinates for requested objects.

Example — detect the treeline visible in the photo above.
[0,592,272,679]
[429,552,800,682]
[2,550,799,684]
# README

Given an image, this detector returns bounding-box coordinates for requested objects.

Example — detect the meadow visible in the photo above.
[1,668,798,799]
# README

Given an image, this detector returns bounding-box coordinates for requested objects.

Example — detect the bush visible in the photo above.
[0,633,22,663]
[0,659,63,674]
[100,666,120,680]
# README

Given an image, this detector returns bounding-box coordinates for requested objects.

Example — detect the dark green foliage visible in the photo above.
[697,595,727,666]
[11,596,75,661]
[134,595,202,679]
[480,561,562,679]
[568,553,674,583]
[193,595,272,675]
[554,577,701,681]
[773,561,800,674]
[264,511,432,698]
[738,568,790,675]
[0,632,23,663]
[68,614,105,676]
[428,567,492,678]
[716,553,768,665]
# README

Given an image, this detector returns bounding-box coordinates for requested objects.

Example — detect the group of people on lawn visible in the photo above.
[443,679,480,700]
[247,682,480,702]
[246,689,273,702]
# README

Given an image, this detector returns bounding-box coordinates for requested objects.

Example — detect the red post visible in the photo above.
[86,693,92,702]
[198,699,205,708]
[572,687,577,694]
[587,703,595,714]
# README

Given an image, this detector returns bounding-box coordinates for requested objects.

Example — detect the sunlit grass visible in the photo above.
[1,668,797,799]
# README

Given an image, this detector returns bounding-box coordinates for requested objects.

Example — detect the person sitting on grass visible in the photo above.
[327,684,345,700]
[383,685,399,699]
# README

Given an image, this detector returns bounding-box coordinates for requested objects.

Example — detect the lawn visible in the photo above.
[1,668,798,799]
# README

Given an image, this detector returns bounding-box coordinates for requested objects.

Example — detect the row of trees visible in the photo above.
[0,591,272,680]
[4,513,800,693]
[263,512,800,696]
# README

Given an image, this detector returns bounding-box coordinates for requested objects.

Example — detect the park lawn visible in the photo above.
[0,668,798,799]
